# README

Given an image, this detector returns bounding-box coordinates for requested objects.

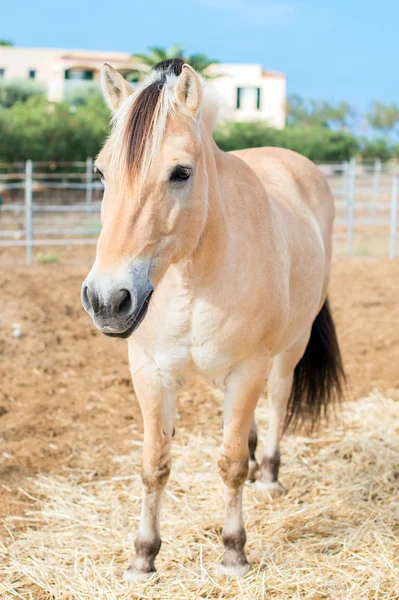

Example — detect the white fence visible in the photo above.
[319,159,399,258]
[0,159,102,264]
[1,159,399,264]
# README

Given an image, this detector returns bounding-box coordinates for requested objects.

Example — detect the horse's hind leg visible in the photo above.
[256,332,310,494]
[247,418,258,482]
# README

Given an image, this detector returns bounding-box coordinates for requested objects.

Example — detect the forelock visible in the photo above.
[108,59,221,192]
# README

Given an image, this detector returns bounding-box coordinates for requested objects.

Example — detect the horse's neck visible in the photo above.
[189,135,229,277]
[190,132,271,282]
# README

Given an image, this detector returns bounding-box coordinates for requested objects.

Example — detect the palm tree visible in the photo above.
[128,45,220,81]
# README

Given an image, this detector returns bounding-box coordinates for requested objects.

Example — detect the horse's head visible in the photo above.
[82,59,215,338]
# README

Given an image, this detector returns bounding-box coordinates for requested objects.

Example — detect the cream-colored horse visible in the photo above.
[82,58,345,581]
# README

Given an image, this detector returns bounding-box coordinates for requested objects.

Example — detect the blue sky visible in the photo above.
[2,0,398,111]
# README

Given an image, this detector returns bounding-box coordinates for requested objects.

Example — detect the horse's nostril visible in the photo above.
[113,289,132,316]
[82,285,90,310]
[87,287,100,314]
[82,284,100,314]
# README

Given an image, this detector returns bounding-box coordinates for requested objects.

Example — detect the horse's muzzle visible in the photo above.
[81,263,153,339]
[102,286,153,339]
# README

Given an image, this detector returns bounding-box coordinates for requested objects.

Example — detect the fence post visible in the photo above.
[24,159,33,265]
[342,161,349,208]
[371,158,381,218]
[85,157,93,212]
[389,175,398,259]
[346,158,356,255]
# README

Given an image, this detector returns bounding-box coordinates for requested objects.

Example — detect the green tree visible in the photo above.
[286,95,317,127]
[128,45,219,81]
[0,40,13,46]
[316,100,356,130]
[214,122,359,162]
[0,95,109,161]
[360,138,392,162]
[287,95,356,130]
[366,102,399,137]
[64,81,102,106]
[0,79,45,108]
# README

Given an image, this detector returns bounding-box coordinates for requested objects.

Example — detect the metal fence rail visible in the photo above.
[1,159,398,264]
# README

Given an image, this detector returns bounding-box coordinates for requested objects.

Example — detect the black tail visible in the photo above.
[284,298,346,431]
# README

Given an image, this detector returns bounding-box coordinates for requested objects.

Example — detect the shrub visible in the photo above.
[0,96,109,161]
[0,78,45,108]
[359,138,393,162]
[0,98,387,165]
[64,82,102,106]
[213,122,359,162]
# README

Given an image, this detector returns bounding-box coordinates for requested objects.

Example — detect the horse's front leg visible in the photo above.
[217,355,269,577]
[124,355,175,583]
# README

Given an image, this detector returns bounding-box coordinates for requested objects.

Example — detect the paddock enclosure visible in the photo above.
[0,252,398,599]
[1,160,399,262]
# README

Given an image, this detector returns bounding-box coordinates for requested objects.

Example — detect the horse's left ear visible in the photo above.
[174,64,203,117]
[101,63,133,113]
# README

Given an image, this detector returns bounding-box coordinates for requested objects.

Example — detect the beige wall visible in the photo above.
[0,47,285,127]
[0,47,57,91]
[0,47,133,101]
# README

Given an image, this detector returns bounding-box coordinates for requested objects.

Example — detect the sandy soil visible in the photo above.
[1,256,399,525]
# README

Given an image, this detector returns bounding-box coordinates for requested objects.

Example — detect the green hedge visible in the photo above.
[0,96,109,161]
[358,138,393,162]
[0,95,395,164]
[214,121,360,162]
[0,78,45,109]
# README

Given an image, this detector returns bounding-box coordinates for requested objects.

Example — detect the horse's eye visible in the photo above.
[170,166,192,183]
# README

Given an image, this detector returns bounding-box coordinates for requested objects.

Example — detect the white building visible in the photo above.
[0,46,286,128]
[208,63,286,128]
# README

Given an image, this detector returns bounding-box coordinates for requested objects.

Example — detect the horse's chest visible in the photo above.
[190,299,233,374]
[139,288,235,382]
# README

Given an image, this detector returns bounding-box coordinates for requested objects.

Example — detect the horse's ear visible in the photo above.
[174,64,202,117]
[101,63,133,112]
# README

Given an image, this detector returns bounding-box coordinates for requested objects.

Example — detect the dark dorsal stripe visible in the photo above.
[122,59,186,185]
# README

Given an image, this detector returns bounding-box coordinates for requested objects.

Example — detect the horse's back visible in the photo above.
[228,146,335,349]
[229,146,335,264]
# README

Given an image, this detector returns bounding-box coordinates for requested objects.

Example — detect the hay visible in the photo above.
[1,391,399,599]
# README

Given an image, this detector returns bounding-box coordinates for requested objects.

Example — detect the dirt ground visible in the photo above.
[1,255,399,528]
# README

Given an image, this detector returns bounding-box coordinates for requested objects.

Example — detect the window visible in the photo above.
[65,69,94,80]
[236,87,262,111]
[236,87,241,109]
[126,73,140,91]
[28,69,36,79]
[0,68,5,78]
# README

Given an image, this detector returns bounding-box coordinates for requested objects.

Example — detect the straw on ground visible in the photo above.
[1,391,399,599]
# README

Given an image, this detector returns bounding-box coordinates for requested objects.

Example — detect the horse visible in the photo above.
[82,58,345,581]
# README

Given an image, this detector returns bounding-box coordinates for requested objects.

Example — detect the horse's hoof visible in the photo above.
[123,566,158,584]
[215,562,251,578]
[255,479,285,498]
[247,459,259,482]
